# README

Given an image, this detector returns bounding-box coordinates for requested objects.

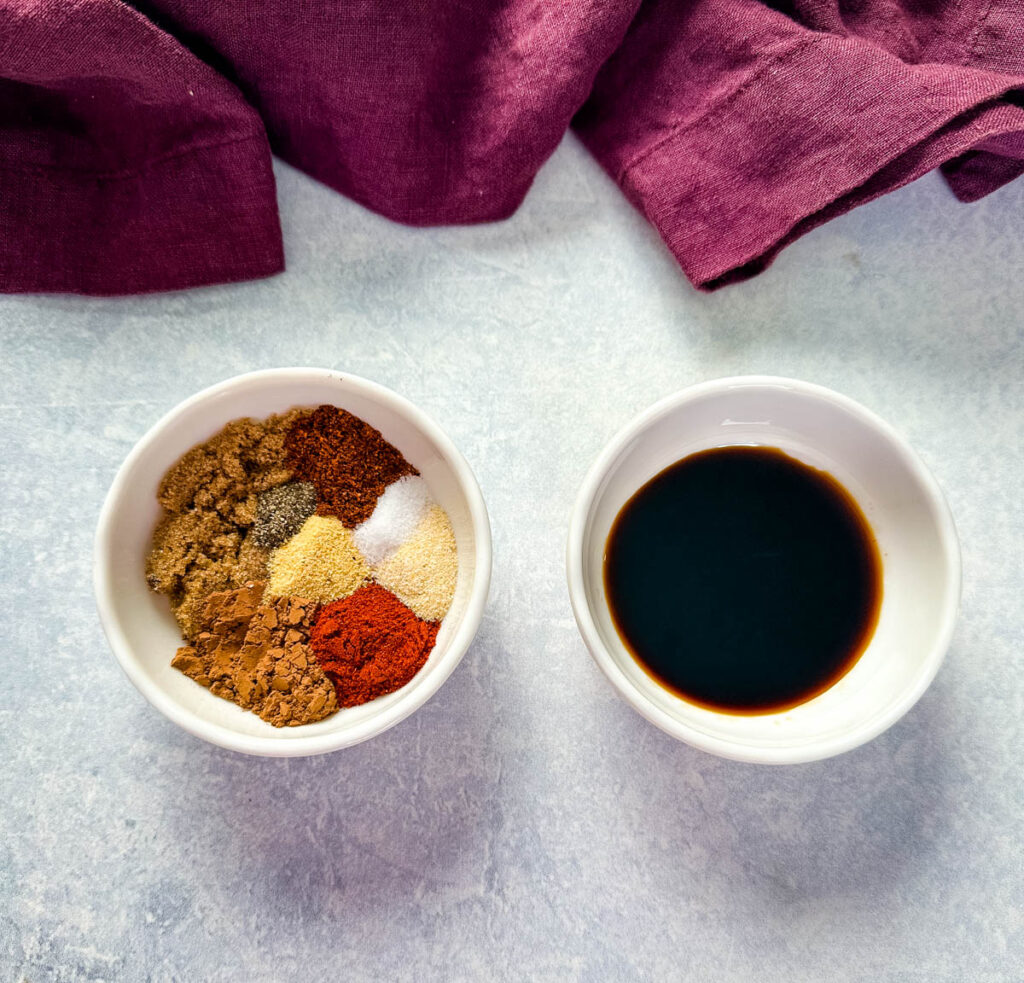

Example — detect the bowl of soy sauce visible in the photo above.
[566,377,960,764]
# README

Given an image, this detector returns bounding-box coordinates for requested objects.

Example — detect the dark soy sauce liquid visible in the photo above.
[604,446,882,714]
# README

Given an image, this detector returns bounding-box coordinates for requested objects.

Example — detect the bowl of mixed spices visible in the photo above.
[95,368,491,755]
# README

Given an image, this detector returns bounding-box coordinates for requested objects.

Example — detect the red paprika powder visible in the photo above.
[310,583,439,707]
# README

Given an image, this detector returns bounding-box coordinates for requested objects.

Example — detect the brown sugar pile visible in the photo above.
[170,581,338,727]
[146,409,306,639]
[284,404,417,526]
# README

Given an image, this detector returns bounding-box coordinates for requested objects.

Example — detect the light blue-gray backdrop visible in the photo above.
[2,136,1022,982]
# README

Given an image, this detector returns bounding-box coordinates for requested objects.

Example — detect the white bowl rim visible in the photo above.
[565,375,962,764]
[94,367,492,756]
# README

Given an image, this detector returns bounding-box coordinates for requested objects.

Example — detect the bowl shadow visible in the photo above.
[600,668,957,906]
[155,625,503,921]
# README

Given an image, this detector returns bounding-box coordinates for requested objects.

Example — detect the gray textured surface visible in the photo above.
[2,135,1023,982]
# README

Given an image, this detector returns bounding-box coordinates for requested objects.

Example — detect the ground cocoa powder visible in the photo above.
[171,581,338,727]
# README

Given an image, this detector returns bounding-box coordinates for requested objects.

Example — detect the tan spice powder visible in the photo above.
[146,409,305,640]
[371,504,457,621]
[266,514,370,605]
[171,581,338,727]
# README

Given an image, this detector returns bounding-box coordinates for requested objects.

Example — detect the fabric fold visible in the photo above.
[939,1,1024,202]
[0,0,283,295]
[129,0,640,227]
[2,0,1023,295]
[574,0,1024,289]
[0,134,282,295]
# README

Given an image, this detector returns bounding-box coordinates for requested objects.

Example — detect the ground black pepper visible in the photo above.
[252,482,317,548]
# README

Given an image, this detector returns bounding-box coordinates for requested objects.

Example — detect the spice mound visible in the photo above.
[311,584,439,708]
[171,582,337,727]
[145,403,459,728]
[285,404,417,526]
[372,503,457,621]
[253,482,317,549]
[145,409,300,640]
[267,515,369,604]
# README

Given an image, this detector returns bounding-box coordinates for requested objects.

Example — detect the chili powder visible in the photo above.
[285,404,416,526]
[310,584,439,707]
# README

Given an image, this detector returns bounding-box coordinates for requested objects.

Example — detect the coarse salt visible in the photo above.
[354,475,432,565]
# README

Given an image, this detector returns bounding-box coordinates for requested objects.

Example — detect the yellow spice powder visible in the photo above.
[266,515,369,604]
[371,504,457,621]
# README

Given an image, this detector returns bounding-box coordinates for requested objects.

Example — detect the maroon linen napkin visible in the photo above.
[2,0,1022,295]
[0,0,282,294]
[574,0,1024,288]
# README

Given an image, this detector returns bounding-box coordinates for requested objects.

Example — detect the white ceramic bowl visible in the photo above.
[567,376,960,764]
[95,368,492,756]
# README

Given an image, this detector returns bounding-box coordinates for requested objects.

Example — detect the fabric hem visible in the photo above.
[0,132,284,296]
[615,36,817,183]
[617,32,1024,290]
[0,133,270,183]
